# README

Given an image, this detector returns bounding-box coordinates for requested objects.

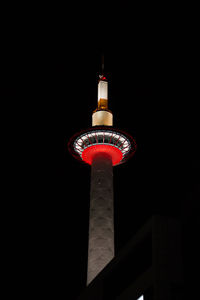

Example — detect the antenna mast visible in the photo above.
[101,53,104,75]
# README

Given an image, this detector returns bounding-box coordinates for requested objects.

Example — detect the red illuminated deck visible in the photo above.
[82,144,123,166]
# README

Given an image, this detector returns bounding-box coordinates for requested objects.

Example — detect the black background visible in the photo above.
[1,4,199,299]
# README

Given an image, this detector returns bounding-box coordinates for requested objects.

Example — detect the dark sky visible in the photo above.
[2,6,199,299]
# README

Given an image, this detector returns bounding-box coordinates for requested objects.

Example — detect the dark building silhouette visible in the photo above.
[77,215,183,300]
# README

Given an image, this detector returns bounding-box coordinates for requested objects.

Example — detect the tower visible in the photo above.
[68,66,137,285]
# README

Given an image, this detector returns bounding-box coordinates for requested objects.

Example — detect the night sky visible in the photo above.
[2,6,199,298]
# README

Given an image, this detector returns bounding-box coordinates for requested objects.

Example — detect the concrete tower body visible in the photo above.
[68,71,136,285]
[87,152,114,284]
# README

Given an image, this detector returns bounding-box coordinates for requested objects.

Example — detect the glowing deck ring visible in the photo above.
[68,126,137,166]
[82,144,123,165]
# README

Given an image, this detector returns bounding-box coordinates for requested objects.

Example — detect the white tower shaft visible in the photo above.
[87,152,114,285]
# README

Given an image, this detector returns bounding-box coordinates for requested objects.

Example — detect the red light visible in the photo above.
[82,145,123,166]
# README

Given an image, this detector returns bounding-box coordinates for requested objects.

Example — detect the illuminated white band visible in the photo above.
[92,110,113,126]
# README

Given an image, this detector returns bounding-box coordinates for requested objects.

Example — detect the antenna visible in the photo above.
[101,53,104,74]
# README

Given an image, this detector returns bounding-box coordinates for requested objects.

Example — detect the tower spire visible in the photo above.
[101,53,104,75]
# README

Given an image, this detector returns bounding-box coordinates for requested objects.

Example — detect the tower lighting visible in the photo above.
[68,68,137,285]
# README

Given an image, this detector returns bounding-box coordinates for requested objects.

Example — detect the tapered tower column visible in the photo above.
[68,70,137,286]
[87,152,114,285]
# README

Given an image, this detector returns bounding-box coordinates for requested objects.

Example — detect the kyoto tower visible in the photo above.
[68,61,137,285]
